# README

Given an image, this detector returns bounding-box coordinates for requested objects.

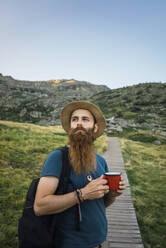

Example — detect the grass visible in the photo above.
[0,120,107,248]
[120,138,166,248]
[1,120,165,247]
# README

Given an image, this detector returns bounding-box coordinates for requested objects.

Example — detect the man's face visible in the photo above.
[70,109,98,133]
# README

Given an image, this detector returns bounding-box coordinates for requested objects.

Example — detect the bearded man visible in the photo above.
[34,101,126,248]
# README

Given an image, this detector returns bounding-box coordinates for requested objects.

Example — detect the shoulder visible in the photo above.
[41,149,63,178]
[96,153,106,164]
[45,149,62,163]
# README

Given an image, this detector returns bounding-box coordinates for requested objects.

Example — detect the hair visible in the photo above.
[68,127,96,175]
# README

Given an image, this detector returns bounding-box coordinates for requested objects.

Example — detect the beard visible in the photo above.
[68,126,97,175]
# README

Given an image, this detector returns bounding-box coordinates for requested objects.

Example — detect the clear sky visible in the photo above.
[1,0,166,89]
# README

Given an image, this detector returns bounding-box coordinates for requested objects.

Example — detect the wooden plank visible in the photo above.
[109,225,141,231]
[107,233,143,238]
[108,242,144,248]
[108,237,143,243]
[109,229,141,234]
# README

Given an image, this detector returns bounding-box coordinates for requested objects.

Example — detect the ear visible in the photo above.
[94,123,98,133]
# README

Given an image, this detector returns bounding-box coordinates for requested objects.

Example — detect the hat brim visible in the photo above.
[60,101,106,138]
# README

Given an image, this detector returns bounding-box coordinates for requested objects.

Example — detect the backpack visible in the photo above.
[18,146,72,248]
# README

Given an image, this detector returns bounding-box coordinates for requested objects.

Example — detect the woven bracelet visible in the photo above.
[74,190,80,204]
[75,189,82,203]
[77,189,84,202]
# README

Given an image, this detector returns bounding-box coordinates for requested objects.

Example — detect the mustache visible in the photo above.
[71,126,88,134]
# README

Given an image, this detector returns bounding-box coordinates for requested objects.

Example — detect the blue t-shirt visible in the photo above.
[41,149,109,248]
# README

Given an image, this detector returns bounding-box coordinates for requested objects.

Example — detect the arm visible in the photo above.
[34,176,78,216]
[104,176,126,207]
[34,175,109,216]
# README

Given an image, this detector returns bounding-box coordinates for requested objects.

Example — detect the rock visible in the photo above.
[116,126,123,132]
[154,140,161,145]
[19,108,27,117]
[29,111,42,118]
[160,131,166,136]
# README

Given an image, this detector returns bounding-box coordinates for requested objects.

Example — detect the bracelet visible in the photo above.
[76,189,85,203]
[79,189,85,202]
[74,190,80,204]
[75,190,82,203]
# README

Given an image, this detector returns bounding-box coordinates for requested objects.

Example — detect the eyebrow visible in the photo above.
[71,115,90,119]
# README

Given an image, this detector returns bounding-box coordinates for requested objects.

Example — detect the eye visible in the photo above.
[71,117,77,122]
[82,117,89,122]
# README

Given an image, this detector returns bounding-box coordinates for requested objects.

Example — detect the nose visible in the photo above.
[76,119,83,127]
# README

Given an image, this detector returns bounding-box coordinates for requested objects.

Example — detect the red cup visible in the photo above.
[104,172,121,190]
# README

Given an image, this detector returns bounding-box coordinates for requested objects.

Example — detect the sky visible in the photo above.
[1,0,166,89]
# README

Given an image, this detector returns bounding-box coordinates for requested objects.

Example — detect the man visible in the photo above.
[34,101,125,248]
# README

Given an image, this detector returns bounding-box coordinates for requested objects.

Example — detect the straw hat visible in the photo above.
[60,101,106,138]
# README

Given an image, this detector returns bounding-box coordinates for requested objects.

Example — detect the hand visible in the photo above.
[109,176,126,198]
[81,175,109,200]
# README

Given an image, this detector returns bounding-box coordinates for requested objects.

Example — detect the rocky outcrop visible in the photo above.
[106,117,166,141]
[0,74,109,125]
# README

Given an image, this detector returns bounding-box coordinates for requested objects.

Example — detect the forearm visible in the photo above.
[34,191,78,216]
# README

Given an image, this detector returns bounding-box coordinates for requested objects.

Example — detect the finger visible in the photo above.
[118,184,125,190]
[120,176,124,182]
[119,180,125,186]
[98,185,109,191]
[97,177,108,185]
[103,185,109,190]
[119,185,125,190]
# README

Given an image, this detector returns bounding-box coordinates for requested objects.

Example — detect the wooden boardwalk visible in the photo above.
[102,137,144,248]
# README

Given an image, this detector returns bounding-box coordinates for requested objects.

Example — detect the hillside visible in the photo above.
[90,82,166,141]
[0,73,109,125]
[0,74,166,140]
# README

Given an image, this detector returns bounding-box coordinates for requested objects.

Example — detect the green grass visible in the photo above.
[120,138,166,248]
[1,120,165,248]
[0,120,107,248]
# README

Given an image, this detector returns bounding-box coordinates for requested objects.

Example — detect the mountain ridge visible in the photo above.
[0,74,166,138]
[0,73,109,125]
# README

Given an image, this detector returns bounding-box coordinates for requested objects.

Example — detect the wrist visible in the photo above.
[80,188,87,201]
[76,189,85,202]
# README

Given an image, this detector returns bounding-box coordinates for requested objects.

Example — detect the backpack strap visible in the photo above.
[56,146,72,194]
[56,146,80,231]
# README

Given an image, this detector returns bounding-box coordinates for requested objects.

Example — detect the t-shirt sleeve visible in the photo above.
[41,149,62,178]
